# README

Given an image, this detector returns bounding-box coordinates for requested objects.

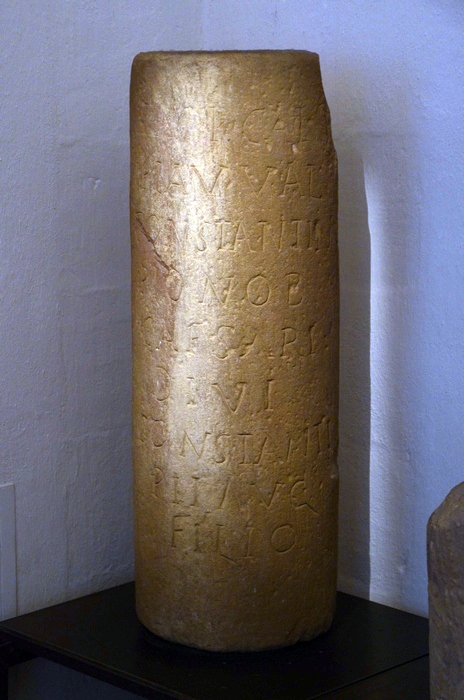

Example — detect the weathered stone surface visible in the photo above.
[130,51,339,651]
[428,482,464,699]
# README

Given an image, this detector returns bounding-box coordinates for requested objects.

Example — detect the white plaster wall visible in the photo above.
[2,0,463,697]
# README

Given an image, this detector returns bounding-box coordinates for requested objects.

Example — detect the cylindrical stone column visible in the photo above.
[131,51,339,652]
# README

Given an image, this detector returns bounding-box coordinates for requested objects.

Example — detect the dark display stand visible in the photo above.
[0,582,429,699]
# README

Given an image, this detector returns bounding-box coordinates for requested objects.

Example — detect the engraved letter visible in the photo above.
[247,275,270,306]
[180,430,211,459]
[171,514,190,547]
[271,524,296,553]
[152,419,167,447]
[152,367,171,401]
[290,480,317,514]
[253,480,283,509]
[286,273,303,306]
[191,164,228,195]
[243,108,265,145]
[281,327,297,358]
[212,381,247,413]
[241,165,278,195]
[200,275,234,306]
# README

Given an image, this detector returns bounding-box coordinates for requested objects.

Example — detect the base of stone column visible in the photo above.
[140,619,329,655]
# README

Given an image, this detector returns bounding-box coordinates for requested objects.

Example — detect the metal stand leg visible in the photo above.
[0,642,10,699]
[0,640,35,699]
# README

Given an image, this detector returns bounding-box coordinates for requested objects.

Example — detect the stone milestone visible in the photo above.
[428,482,464,699]
[130,50,339,651]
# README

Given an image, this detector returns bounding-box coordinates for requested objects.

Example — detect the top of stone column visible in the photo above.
[132,51,321,75]
[134,50,319,58]
[428,482,464,531]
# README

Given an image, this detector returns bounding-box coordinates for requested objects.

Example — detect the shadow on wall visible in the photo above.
[332,61,421,607]
[361,79,423,610]
[336,139,371,599]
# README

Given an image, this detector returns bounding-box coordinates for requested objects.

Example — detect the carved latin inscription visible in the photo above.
[131,50,338,651]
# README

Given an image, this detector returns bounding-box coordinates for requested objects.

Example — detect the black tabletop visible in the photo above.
[0,582,429,699]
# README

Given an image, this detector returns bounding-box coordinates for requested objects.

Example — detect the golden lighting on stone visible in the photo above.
[130,51,339,651]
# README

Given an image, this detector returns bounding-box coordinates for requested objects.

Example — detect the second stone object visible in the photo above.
[131,50,339,651]
[428,482,464,699]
